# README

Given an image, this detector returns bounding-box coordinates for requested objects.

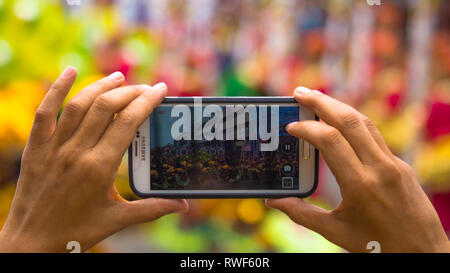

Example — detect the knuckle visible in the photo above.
[80,154,108,176]
[358,173,379,195]
[353,172,369,187]
[401,162,415,177]
[378,160,403,184]
[394,157,415,174]
[64,99,84,116]
[34,108,51,124]
[361,115,376,130]
[93,94,115,113]
[115,112,135,129]
[320,127,341,147]
[49,80,64,92]
[58,147,78,168]
[362,173,378,186]
[340,110,362,129]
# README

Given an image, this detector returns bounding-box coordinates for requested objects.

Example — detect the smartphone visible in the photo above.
[129,97,318,198]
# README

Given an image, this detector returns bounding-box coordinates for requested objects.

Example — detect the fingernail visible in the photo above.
[152,82,167,93]
[62,66,76,77]
[173,201,189,214]
[139,84,152,91]
[294,87,312,96]
[109,71,124,81]
[286,122,297,132]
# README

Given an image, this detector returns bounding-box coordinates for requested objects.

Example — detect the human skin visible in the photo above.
[0,67,188,252]
[266,87,450,253]
[0,68,448,253]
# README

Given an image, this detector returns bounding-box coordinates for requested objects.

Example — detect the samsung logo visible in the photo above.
[140,136,146,161]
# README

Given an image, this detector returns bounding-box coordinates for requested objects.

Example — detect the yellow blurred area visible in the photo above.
[236,199,265,224]
[0,81,44,149]
[416,135,450,190]
[0,183,15,228]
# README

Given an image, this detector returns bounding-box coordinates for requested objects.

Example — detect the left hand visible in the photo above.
[0,67,188,252]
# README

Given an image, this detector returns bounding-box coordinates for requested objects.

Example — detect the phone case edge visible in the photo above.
[127,98,319,199]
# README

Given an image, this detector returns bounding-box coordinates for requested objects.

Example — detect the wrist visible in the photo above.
[418,238,450,253]
[439,240,450,253]
[0,228,50,253]
[0,229,29,252]
[0,230,20,252]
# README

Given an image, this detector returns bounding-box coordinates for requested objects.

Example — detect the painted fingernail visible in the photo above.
[62,66,76,77]
[294,87,312,96]
[109,71,124,81]
[152,82,167,93]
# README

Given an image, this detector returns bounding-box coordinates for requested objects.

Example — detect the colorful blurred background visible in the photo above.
[0,0,449,252]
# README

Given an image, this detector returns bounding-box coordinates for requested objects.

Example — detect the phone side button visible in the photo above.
[303,140,310,159]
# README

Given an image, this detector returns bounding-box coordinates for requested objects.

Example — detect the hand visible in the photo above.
[266,87,450,253]
[0,67,188,252]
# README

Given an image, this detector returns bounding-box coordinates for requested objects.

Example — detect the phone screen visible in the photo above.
[149,104,300,191]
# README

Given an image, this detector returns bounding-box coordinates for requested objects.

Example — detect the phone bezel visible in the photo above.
[129,97,319,198]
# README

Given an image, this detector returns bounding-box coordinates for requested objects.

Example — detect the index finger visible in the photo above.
[286,120,364,188]
[294,87,388,165]
[94,83,167,165]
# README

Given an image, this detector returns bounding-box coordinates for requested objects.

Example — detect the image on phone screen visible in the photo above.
[149,105,300,191]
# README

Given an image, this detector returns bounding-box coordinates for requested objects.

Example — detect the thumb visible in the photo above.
[266,197,334,237]
[121,198,189,225]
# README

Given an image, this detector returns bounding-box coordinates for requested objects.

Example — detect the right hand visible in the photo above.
[266,87,450,253]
